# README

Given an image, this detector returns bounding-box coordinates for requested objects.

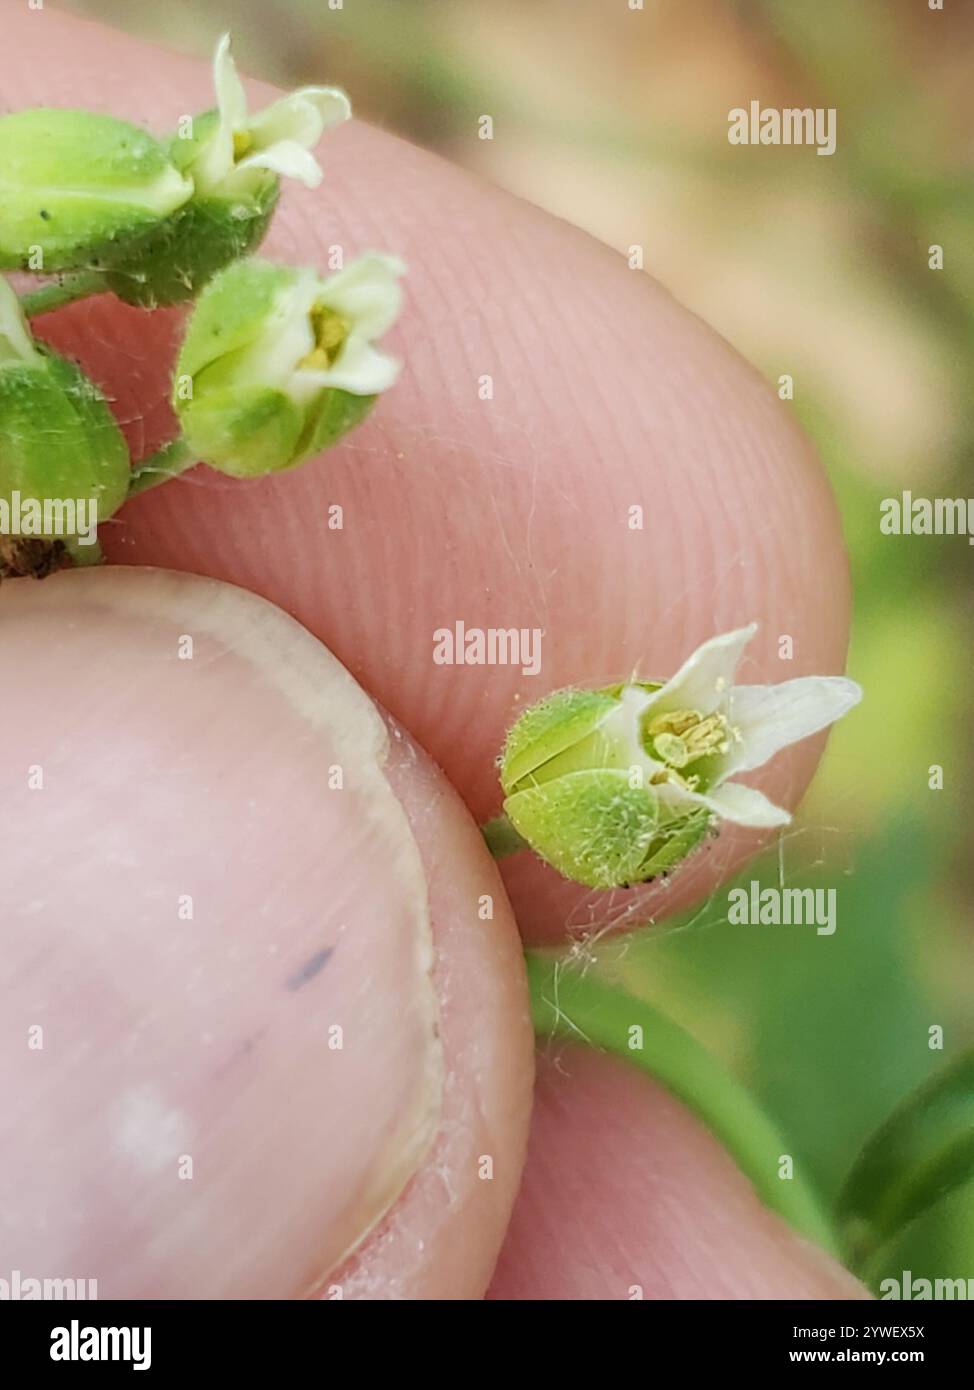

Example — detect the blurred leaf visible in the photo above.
[838,1049,974,1271]
[527,949,838,1252]
[862,1177,974,1297]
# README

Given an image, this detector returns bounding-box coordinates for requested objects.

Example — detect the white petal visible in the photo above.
[192,138,234,193]
[319,255,405,338]
[297,85,352,127]
[661,777,791,828]
[238,140,324,188]
[191,34,241,191]
[255,288,319,391]
[726,677,862,774]
[213,33,249,129]
[208,272,317,396]
[646,624,758,717]
[249,86,350,150]
[0,277,40,364]
[703,781,792,827]
[598,684,660,773]
[320,337,401,395]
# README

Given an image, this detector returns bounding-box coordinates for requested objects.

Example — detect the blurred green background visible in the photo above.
[59,0,974,1290]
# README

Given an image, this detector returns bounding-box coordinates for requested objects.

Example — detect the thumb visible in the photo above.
[0,567,532,1297]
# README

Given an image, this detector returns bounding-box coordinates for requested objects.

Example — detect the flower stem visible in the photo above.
[127,437,198,498]
[525,950,840,1256]
[482,813,528,859]
[20,271,108,318]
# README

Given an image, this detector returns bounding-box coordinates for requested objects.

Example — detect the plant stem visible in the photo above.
[64,537,104,569]
[482,813,528,859]
[127,437,198,497]
[20,271,108,318]
[525,950,840,1255]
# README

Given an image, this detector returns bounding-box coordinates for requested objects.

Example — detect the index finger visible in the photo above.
[9,2,853,942]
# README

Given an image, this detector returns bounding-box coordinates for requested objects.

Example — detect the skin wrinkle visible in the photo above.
[670,410,744,622]
[440,238,555,633]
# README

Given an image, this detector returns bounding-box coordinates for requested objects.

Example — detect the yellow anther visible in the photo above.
[646,707,730,768]
[232,129,254,161]
[298,305,349,370]
[649,767,700,792]
[648,709,700,738]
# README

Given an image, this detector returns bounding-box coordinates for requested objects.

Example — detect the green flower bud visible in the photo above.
[0,279,129,568]
[102,35,350,307]
[173,253,403,477]
[0,109,192,273]
[498,627,863,888]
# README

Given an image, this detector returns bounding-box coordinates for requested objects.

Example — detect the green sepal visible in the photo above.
[300,388,376,457]
[100,176,279,307]
[637,808,715,879]
[175,259,296,379]
[0,109,192,272]
[92,113,277,306]
[500,687,622,793]
[0,350,130,535]
[178,385,304,479]
[504,768,660,888]
[166,110,222,175]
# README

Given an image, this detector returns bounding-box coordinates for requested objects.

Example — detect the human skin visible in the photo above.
[0,568,533,1299]
[0,3,862,1297]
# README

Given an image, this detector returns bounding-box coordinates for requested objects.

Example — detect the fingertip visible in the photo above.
[488,1047,868,1301]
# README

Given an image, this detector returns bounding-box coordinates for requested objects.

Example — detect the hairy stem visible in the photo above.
[481,813,528,859]
[127,437,198,498]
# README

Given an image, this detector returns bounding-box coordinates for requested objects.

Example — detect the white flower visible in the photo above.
[600,624,862,828]
[218,254,405,403]
[192,33,351,195]
[175,253,405,475]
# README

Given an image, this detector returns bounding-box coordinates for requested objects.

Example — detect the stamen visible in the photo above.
[233,130,254,161]
[654,732,689,768]
[645,707,730,769]
[649,767,700,792]
[298,305,349,370]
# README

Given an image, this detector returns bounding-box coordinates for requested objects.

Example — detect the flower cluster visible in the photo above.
[0,34,404,567]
